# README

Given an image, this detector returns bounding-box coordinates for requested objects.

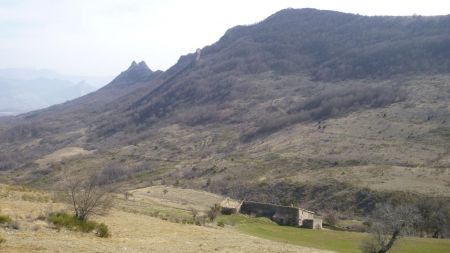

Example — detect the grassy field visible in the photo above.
[0,185,331,253]
[1,184,449,253]
[218,215,450,253]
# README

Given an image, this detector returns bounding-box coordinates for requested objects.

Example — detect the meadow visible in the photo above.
[218,214,450,253]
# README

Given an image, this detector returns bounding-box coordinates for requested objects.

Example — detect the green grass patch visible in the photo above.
[49,212,97,232]
[0,215,11,224]
[217,220,225,227]
[48,212,111,238]
[218,214,450,253]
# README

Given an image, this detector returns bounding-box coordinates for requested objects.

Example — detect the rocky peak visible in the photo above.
[127,61,150,72]
[105,60,160,89]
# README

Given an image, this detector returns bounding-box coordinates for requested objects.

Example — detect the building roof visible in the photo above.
[220,198,241,209]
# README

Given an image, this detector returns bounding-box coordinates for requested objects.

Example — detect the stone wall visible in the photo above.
[239,201,299,226]
[229,200,322,229]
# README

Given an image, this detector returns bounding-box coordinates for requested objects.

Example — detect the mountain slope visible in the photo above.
[0,8,449,215]
[109,8,450,133]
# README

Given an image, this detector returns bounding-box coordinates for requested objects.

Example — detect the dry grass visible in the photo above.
[1,210,332,253]
[0,185,333,253]
[35,147,94,166]
[290,165,450,196]
[129,185,225,211]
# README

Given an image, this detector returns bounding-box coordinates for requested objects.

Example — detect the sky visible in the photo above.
[1,0,449,78]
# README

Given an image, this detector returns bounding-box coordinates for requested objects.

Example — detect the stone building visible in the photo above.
[220,198,242,215]
[221,200,322,229]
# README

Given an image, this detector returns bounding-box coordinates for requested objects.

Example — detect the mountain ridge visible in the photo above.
[104,60,163,89]
[0,8,449,215]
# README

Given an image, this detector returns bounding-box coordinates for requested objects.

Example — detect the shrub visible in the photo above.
[193,216,206,226]
[324,212,338,226]
[96,166,126,185]
[96,223,111,238]
[190,208,198,220]
[208,204,221,222]
[217,220,225,227]
[0,236,5,244]
[8,220,20,230]
[0,214,21,230]
[48,212,110,237]
[0,215,11,224]
[49,212,97,232]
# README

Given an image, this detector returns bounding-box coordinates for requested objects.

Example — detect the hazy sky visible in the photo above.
[1,0,449,77]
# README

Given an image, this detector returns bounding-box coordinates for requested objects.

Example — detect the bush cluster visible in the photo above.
[217,220,225,227]
[242,84,405,141]
[96,223,111,238]
[0,215,11,224]
[0,214,20,230]
[48,212,110,238]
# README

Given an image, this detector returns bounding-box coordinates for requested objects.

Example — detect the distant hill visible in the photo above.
[0,76,96,115]
[0,9,449,216]
[0,68,113,115]
[0,68,112,87]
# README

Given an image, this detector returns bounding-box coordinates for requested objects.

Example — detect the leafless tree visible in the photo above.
[64,172,113,221]
[190,208,199,220]
[208,204,221,222]
[361,204,419,253]
[416,198,450,238]
[324,211,339,226]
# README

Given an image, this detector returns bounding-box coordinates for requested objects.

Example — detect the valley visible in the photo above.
[0,7,450,252]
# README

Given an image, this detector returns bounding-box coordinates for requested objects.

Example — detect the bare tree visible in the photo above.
[416,198,450,238]
[361,204,419,253]
[208,204,221,222]
[64,172,113,221]
[324,211,339,226]
[190,208,199,220]
[96,165,126,185]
